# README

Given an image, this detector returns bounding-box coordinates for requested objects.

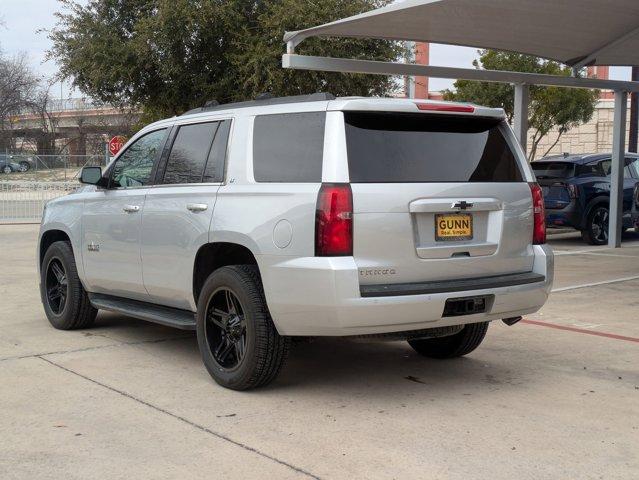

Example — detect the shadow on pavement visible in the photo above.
[92,311,533,396]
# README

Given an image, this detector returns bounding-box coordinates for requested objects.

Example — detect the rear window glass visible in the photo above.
[163,120,231,184]
[253,112,325,182]
[344,112,523,183]
[202,120,231,183]
[532,162,576,179]
[163,122,218,184]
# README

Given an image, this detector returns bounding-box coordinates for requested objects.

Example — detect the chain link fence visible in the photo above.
[0,182,80,223]
[0,154,109,223]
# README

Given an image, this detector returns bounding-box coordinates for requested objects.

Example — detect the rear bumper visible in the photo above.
[259,245,554,336]
[545,202,582,229]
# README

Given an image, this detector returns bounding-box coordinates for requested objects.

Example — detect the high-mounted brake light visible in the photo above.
[529,183,547,245]
[416,103,475,113]
[315,183,353,256]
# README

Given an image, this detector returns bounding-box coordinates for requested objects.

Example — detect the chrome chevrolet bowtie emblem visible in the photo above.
[452,201,474,210]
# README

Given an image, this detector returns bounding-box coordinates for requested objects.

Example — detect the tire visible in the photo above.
[196,265,290,390]
[408,322,489,359]
[40,241,97,330]
[19,161,30,172]
[581,205,609,245]
[2,165,12,174]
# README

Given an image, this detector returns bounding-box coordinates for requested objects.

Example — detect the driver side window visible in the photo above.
[110,129,167,188]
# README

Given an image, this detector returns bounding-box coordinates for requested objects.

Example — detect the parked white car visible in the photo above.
[38,93,553,390]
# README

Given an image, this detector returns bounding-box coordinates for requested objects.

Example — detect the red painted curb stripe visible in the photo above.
[521,319,639,344]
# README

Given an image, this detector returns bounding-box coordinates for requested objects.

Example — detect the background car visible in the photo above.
[532,153,639,245]
[0,154,37,172]
[0,156,23,174]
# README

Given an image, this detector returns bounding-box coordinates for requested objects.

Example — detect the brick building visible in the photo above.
[529,66,631,160]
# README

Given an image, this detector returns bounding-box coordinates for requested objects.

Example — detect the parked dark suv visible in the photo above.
[531,153,639,245]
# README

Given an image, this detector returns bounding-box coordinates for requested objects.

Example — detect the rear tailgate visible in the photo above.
[531,162,576,209]
[343,111,535,287]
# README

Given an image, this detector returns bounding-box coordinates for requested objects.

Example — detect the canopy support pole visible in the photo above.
[609,90,628,248]
[513,84,530,154]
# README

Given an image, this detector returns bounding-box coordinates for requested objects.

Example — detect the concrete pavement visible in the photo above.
[1,225,638,479]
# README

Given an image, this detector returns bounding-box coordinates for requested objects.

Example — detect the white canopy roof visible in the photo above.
[284,0,639,68]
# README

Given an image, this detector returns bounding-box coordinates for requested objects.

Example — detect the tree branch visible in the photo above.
[541,131,565,158]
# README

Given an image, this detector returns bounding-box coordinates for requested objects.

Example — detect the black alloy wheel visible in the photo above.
[205,288,247,369]
[583,206,609,245]
[196,265,290,390]
[40,240,97,330]
[45,258,68,315]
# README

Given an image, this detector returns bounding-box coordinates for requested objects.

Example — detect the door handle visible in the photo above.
[123,205,140,213]
[187,203,208,213]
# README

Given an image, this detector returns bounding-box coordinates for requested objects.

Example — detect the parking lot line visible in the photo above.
[38,356,323,480]
[552,275,639,293]
[521,319,639,344]
[580,252,639,258]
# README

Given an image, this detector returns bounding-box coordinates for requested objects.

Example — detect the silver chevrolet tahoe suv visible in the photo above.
[38,93,554,390]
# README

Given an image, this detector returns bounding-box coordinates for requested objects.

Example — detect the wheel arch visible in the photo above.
[580,195,609,230]
[193,242,260,305]
[39,229,73,267]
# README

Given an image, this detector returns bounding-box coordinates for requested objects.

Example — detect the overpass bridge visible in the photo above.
[5,98,139,155]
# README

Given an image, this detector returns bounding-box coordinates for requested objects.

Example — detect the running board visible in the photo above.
[89,293,197,330]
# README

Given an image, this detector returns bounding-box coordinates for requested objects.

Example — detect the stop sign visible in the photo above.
[108,136,126,156]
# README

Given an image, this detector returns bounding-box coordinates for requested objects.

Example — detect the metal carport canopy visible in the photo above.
[282,0,639,248]
[284,0,639,68]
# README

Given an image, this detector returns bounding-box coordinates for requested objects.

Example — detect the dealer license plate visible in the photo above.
[435,213,473,241]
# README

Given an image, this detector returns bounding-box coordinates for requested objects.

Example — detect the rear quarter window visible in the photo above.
[344,112,523,183]
[253,112,326,182]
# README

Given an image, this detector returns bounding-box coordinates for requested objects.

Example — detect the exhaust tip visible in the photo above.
[502,316,523,326]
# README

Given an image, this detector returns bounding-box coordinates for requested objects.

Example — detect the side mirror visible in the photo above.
[80,166,105,186]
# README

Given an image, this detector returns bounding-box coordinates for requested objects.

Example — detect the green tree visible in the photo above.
[444,50,599,160]
[49,0,400,121]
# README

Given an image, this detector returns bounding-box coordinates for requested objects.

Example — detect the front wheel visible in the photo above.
[582,205,609,245]
[19,161,30,172]
[40,241,97,330]
[408,322,489,359]
[2,165,12,174]
[196,265,290,390]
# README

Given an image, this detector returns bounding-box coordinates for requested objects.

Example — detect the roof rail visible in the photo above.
[181,92,335,116]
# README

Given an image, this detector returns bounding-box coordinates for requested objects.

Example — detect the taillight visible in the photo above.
[529,182,546,245]
[315,183,353,256]
[416,103,475,113]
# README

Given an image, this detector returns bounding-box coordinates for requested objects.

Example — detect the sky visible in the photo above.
[0,0,632,99]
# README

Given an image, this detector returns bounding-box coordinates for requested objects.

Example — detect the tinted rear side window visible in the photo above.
[163,120,231,184]
[164,122,218,184]
[344,112,523,183]
[202,120,231,183]
[253,112,326,182]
